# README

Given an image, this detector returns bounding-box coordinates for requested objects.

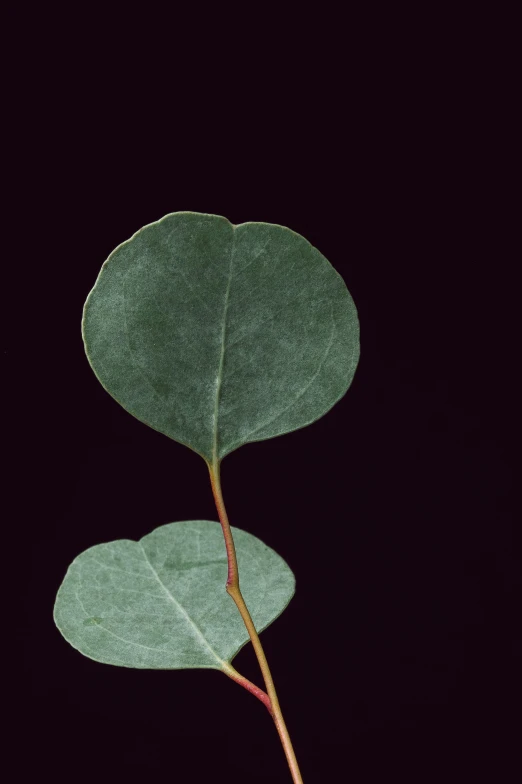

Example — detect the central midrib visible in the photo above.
[211,227,236,463]
[139,543,226,667]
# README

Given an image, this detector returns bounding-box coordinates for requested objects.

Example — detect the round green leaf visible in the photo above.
[83,212,359,461]
[53,521,295,670]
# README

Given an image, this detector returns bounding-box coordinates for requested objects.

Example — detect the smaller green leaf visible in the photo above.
[53,521,295,670]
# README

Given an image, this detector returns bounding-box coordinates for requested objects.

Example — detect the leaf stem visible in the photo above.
[208,460,304,784]
[222,662,273,713]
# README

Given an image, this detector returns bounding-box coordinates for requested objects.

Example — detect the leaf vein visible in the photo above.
[212,228,236,462]
[138,543,226,667]
[236,305,337,444]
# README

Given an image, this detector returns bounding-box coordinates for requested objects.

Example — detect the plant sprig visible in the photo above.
[54,212,360,783]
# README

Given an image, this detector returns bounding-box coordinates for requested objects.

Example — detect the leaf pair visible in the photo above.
[54,212,359,676]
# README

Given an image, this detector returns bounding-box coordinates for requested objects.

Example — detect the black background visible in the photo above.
[16,18,518,784]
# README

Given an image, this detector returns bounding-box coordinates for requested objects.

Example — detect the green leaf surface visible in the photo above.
[53,521,295,670]
[83,212,359,461]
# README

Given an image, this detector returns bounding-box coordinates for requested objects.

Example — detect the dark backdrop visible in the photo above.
[17,36,518,784]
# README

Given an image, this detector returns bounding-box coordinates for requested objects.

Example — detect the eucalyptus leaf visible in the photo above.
[83,212,359,461]
[53,521,295,670]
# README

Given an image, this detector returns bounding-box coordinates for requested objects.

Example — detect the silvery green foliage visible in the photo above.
[56,214,359,680]
[54,521,295,670]
[82,212,359,462]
